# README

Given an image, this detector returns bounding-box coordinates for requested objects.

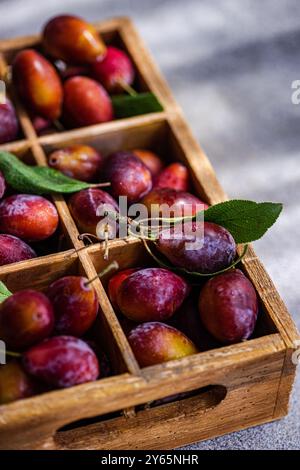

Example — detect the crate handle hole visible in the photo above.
[139,384,227,411]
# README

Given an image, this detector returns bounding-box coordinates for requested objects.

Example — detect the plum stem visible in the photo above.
[119,81,137,97]
[89,182,111,188]
[128,226,157,241]
[7,350,21,358]
[104,210,157,241]
[0,349,21,358]
[85,261,119,287]
[73,233,100,255]
[143,238,249,279]
[53,120,65,132]
[78,233,100,244]
[103,224,110,260]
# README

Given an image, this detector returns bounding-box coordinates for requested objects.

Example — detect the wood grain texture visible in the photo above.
[0,333,286,450]
[0,16,298,450]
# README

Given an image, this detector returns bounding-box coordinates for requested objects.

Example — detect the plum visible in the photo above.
[170,295,221,351]
[12,49,63,120]
[30,114,53,135]
[92,46,135,94]
[102,151,152,203]
[116,268,190,322]
[0,98,19,144]
[128,322,198,367]
[0,290,54,350]
[68,188,119,238]
[0,194,59,242]
[154,162,190,192]
[23,336,100,388]
[0,360,36,404]
[142,188,208,219]
[63,76,113,128]
[198,269,259,343]
[43,15,106,64]
[48,145,103,182]
[157,221,236,274]
[132,149,164,177]
[0,234,37,266]
[47,276,98,336]
[108,268,139,310]
[55,61,90,81]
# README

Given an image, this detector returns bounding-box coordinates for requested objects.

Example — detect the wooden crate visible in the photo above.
[0,17,298,450]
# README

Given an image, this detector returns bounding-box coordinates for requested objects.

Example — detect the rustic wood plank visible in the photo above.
[0,333,285,449]
[54,377,281,450]
[38,112,168,147]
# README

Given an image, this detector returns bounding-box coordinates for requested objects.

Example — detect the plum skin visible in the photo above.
[63,76,113,128]
[0,290,54,350]
[0,234,37,266]
[0,99,19,144]
[48,145,103,182]
[102,151,152,204]
[12,49,63,121]
[132,149,163,177]
[157,221,236,274]
[128,322,198,367]
[154,162,190,192]
[116,268,190,322]
[108,268,138,310]
[23,336,100,388]
[68,188,119,238]
[47,276,99,336]
[0,194,59,242]
[92,46,135,93]
[142,187,208,218]
[198,269,259,344]
[0,360,36,404]
[42,15,106,64]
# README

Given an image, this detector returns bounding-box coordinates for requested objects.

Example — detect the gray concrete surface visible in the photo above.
[0,0,299,450]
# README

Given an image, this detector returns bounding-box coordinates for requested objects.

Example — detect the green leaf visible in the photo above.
[142,239,248,279]
[203,200,283,243]
[0,152,93,194]
[0,281,12,303]
[32,167,92,193]
[112,92,163,119]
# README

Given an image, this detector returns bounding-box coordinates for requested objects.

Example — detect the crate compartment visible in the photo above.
[0,144,76,268]
[0,250,141,448]
[40,116,212,244]
[88,239,279,352]
[0,250,136,374]
[0,19,164,140]
[0,253,117,373]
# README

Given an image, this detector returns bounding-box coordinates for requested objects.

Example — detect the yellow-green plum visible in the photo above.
[128,322,198,367]
[0,360,36,404]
